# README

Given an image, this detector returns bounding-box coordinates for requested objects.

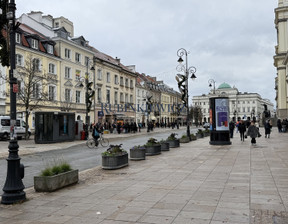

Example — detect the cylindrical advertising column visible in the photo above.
[209,97,231,145]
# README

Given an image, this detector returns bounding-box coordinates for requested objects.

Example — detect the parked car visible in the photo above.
[203,122,210,128]
[0,116,31,140]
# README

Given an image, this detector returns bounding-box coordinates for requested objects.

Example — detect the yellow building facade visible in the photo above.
[274,0,288,119]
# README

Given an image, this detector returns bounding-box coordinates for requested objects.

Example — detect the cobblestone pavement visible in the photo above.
[0,127,287,224]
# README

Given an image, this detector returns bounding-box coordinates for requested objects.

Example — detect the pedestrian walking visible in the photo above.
[247,121,261,145]
[277,119,282,133]
[229,121,235,138]
[238,120,246,141]
[264,119,272,138]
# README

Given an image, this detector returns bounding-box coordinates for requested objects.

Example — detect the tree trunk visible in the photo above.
[25,110,30,140]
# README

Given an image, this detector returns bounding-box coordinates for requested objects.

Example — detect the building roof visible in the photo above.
[218,82,232,89]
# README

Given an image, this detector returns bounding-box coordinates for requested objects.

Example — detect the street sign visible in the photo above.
[13,84,18,93]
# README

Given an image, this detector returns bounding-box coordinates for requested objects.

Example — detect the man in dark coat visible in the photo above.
[238,120,246,142]
[229,121,235,138]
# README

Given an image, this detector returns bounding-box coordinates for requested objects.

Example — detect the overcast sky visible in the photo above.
[16,0,278,106]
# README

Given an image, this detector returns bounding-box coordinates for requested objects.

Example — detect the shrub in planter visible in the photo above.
[34,159,78,192]
[196,129,204,138]
[166,133,180,148]
[102,144,128,170]
[179,134,190,143]
[204,129,210,137]
[190,133,197,141]
[145,138,161,156]
[130,145,146,160]
[159,139,170,151]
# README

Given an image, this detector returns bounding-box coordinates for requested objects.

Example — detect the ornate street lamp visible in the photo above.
[208,79,216,94]
[1,0,26,204]
[145,93,152,132]
[176,48,196,141]
[84,58,95,139]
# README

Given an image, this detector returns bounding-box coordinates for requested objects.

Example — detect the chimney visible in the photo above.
[115,57,120,64]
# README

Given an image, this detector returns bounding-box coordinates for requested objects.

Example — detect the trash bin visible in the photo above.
[81,131,86,140]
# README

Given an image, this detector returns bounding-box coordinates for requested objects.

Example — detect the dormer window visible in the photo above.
[31,39,39,49]
[47,44,53,54]
[15,33,21,44]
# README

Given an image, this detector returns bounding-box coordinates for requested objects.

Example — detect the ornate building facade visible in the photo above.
[274,0,288,119]
[192,83,274,124]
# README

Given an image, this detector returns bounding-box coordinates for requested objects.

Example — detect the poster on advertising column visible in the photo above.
[215,98,229,131]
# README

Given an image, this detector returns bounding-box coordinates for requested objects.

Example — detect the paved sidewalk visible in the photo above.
[0,128,287,223]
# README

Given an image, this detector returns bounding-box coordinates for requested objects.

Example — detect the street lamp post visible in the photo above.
[176,48,196,141]
[84,58,95,139]
[1,0,26,204]
[146,94,152,133]
[208,79,216,94]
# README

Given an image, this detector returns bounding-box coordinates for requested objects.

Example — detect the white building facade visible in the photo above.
[192,83,274,124]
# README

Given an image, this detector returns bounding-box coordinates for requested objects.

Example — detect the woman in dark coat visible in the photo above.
[247,121,260,145]
[264,120,272,138]
[238,120,246,141]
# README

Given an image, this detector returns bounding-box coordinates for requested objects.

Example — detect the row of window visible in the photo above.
[16,54,57,74]
[201,107,257,114]
[16,56,134,88]
[195,100,256,106]
[64,48,87,64]
[64,88,133,104]
[96,69,134,88]
[16,33,54,54]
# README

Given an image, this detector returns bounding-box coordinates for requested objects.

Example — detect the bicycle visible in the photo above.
[86,133,109,148]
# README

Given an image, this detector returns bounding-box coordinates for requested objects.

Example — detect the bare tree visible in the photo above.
[190,105,203,127]
[60,90,74,112]
[15,54,51,139]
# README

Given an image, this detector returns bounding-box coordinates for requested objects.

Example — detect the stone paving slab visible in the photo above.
[0,127,287,223]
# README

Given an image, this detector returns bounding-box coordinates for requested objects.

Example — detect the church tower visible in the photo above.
[274,0,288,119]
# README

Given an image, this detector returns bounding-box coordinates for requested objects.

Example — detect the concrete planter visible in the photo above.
[196,133,204,139]
[160,142,170,151]
[179,137,190,143]
[190,135,197,141]
[130,147,146,160]
[204,132,210,137]
[166,139,180,148]
[145,144,161,156]
[102,152,129,170]
[34,169,79,192]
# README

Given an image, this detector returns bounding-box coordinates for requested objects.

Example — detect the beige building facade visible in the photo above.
[274,0,288,119]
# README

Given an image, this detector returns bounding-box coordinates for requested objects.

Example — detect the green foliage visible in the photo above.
[167,133,178,141]
[159,139,167,144]
[131,145,145,150]
[197,129,203,134]
[102,144,127,156]
[144,138,159,147]
[181,134,188,139]
[40,158,72,176]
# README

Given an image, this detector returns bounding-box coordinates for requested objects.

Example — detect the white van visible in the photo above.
[0,116,31,140]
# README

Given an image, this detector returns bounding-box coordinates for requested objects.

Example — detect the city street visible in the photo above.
[0,127,189,191]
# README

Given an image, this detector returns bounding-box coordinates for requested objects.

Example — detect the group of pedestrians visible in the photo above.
[277,118,288,133]
[229,119,273,145]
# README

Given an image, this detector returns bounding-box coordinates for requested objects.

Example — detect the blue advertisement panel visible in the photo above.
[215,98,229,131]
